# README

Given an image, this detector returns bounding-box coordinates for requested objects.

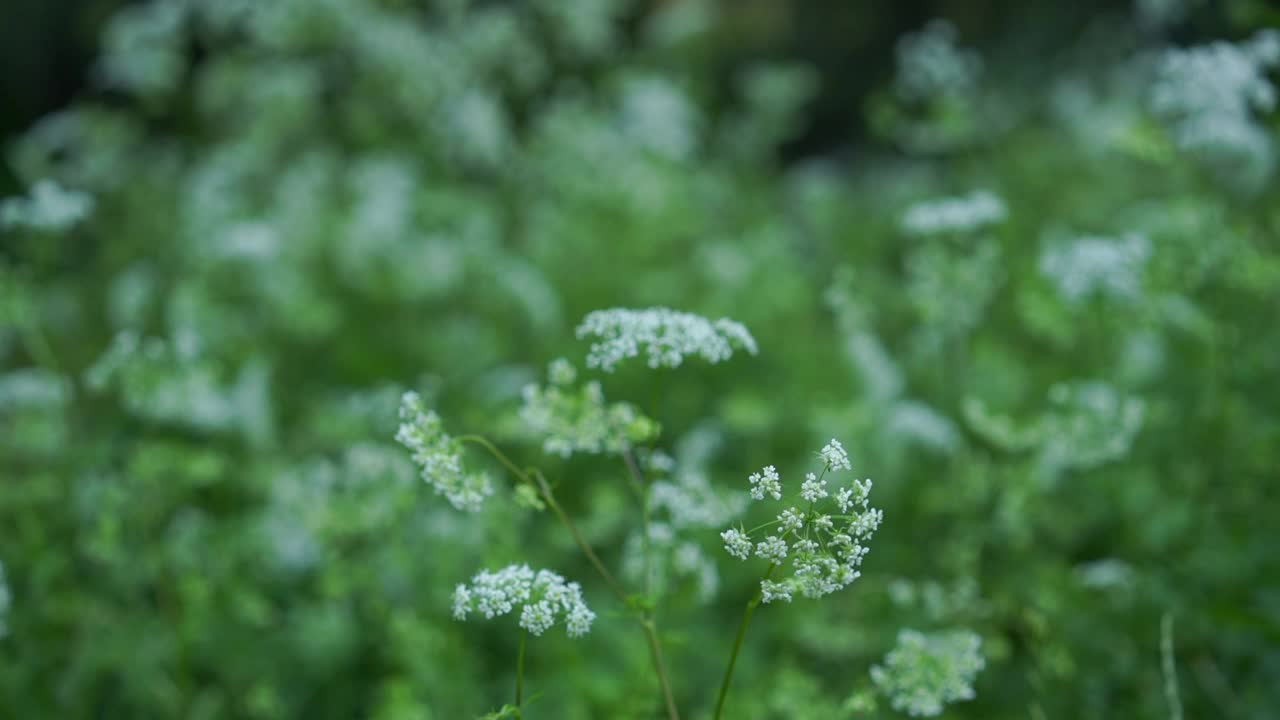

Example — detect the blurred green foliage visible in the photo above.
[1,0,1279,718]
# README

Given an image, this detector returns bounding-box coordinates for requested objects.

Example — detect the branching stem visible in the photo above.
[460,435,680,720]
[714,563,779,720]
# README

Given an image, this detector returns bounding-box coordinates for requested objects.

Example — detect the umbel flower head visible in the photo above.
[721,439,882,604]
[575,307,758,372]
[394,391,493,512]
[519,358,659,457]
[870,629,985,717]
[453,564,596,638]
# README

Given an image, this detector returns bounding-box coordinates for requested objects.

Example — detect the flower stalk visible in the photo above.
[460,435,680,720]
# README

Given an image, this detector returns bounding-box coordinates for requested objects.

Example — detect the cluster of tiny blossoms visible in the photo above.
[519,358,657,457]
[394,391,493,512]
[901,190,1007,237]
[871,629,985,717]
[575,307,758,372]
[452,564,596,638]
[1150,31,1279,157]
[722,440,882,603]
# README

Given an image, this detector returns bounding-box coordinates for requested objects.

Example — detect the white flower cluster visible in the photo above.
[650,470,745,530]
[906,241,1002,345]
[575,307,758,372]
[619,74,700,161]
[98,0,186,96]
[901,190,1006,237]
[1039,232,1151,304]
[1040,380,1145,474]
[894,20,982,103]
[748,465,782,501]
[818,439,852,471]
[519,359,657,457]
[1150,30,1280,186]
[0,179,95,233]
[870,629,985,717]
[394,391,493,512]
[452,564,595,638]
[721,440,882,603]
[83,330,256,433]
[0,368,71,410]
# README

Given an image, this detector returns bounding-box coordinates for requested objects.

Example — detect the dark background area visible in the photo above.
[6,0,1275,171]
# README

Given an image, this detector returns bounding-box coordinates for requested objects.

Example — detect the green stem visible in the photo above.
[461,437,619,594]
[529,468,630,603]
[623,450,680,720]
[714,564,778,720]
[515,628,526,718]
[459,435,531,486]
[622,450,654,597]
[461,436,679,720]
[642,618,681,720]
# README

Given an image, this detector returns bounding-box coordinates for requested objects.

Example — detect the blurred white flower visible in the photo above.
[519,359,656,457]
[901,190,1006,237]
[1,179,95,232]
[1150,30,1280,189]
[576,307,757,372]
[894,20,982,103]
[453,564,595,638]
[1039,232,1151,304]
[871,629,985,717]
[395,391,493,511]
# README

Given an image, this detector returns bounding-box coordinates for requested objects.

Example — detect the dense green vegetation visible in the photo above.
[2,1,1278,718]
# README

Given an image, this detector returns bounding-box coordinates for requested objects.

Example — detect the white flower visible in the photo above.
[835,487,854,514]
[520,601,556,636]
[1039,232,1151,305]
[1148,30,1280,189]
[819,439,852,471]
[755,535,789,563]
[836,479,873,514]
[547,357,577,385]
[800,472,827,502]
[650,470,745,529]
[453,565,595,638]
[721,528,753,560]
[894,20,982,103]
[871,629,986,717]
[394,391,493,512]
[748,465,782,501]
[778,507,805,533]
[901,190,1006,237]
[0,179,95,233]
[452,584,472,620]
[722,439,881,602]
[519,361,656,458]
[575,307,757,372]
[565,601,596,637]
[760,580,793,604]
